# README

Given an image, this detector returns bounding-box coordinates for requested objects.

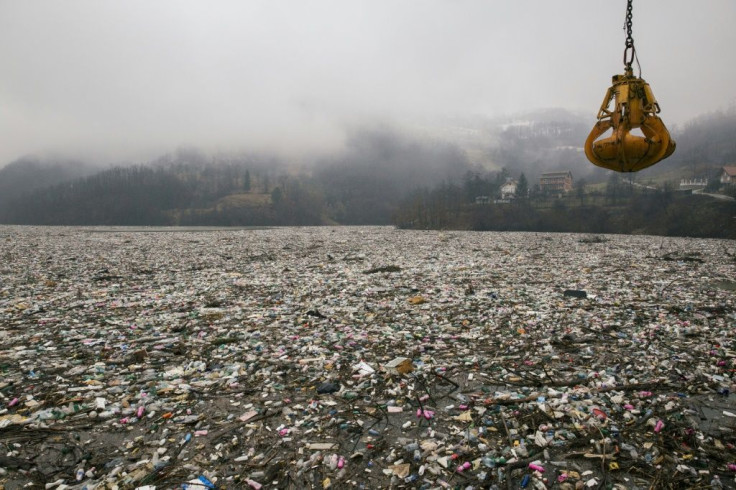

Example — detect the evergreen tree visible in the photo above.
[244,170,251,191]
[575,178,586,206]
[495,167,510,187]
[516,173,529,199]
[271,186,282,205]
[606,173,622,204]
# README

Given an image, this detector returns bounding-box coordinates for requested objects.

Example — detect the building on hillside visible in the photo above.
[720,166,736,185]
[679,178,708,190]
[539,171,573,195]
[500,179,517,200]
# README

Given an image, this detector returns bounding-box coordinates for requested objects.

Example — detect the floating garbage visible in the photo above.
[0,226,734,488]
[383,356,413,375]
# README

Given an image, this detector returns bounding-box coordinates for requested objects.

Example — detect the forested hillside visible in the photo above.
[0,128,472,226]
[0,157,97,209]
[1,108,734,236]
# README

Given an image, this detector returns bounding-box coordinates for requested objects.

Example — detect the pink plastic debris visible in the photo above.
[416,408,434,419]
[245,478,263,489]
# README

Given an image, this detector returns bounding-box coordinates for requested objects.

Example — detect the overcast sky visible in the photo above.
[1,0,735,165]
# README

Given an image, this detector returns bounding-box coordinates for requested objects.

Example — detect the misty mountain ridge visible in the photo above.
[408,108,599,181]
[1,107,734,227]
[665,106,736,167]
[0,126,474,226]
[3,106,732,175]
[0,157,99,207]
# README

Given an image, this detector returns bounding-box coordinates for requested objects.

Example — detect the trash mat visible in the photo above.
[0,226,735,489]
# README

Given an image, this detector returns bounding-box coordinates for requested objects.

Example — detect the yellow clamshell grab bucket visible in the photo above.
[584,0,675,172]
[585,69,675,172]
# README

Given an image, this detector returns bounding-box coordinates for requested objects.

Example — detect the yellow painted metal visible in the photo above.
[585,69,675,172]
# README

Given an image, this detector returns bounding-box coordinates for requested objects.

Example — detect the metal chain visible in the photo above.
[623,0,636,70]
[625,0,634,48]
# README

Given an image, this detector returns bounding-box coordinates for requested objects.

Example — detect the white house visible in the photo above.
[500,179,517,200]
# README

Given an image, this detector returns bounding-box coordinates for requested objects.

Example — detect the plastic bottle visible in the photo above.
[404,442,419,452]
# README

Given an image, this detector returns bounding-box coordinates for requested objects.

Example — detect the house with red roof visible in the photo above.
[720,166,736,185]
